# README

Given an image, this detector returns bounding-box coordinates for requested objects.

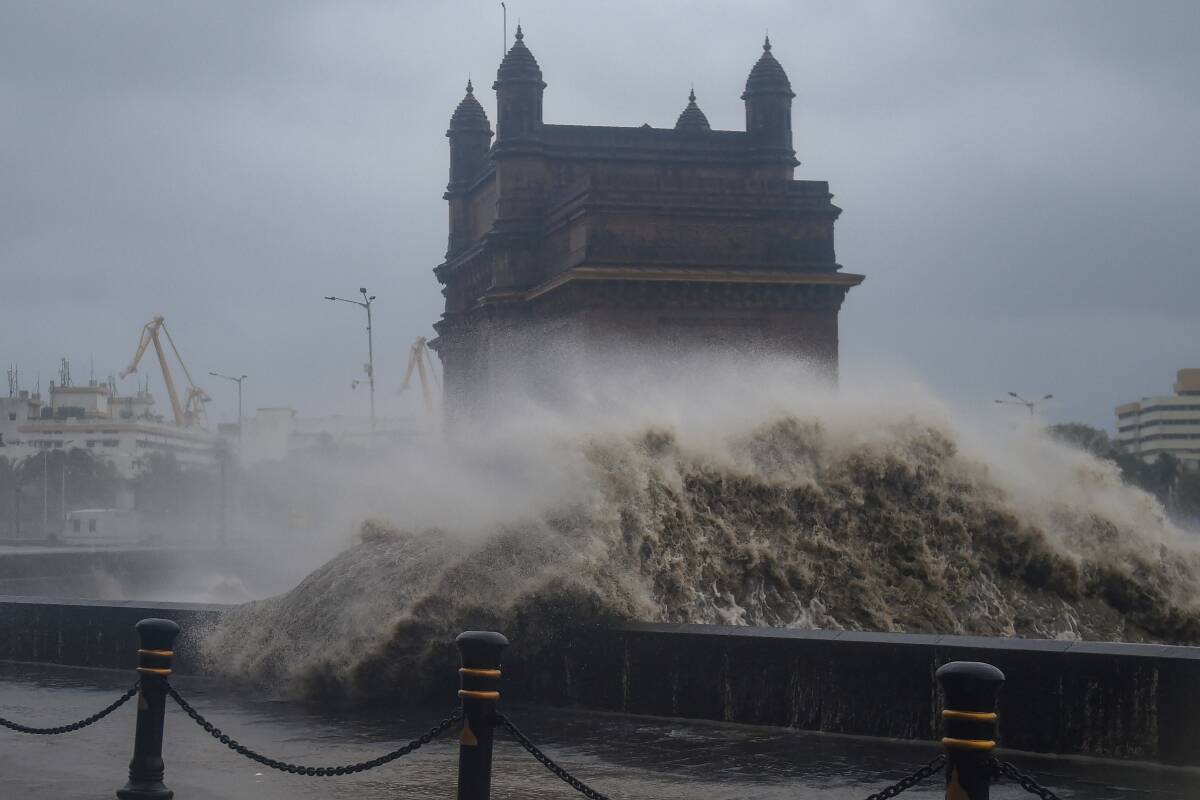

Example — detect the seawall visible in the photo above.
[3,598,1199,765]
[0,596,226,675]
[513,623,1200,766]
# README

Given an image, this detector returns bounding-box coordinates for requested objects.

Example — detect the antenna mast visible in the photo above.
[501,2,507,54]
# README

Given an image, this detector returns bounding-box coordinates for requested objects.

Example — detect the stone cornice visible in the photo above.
[524,265,865,301]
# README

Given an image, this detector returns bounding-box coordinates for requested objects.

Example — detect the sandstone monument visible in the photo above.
[432,30,863,420]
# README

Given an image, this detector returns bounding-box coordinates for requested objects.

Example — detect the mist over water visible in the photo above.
[203,352,1200,702]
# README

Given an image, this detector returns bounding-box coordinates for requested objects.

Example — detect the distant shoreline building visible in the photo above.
[431,30,864,422]
[230,408,420,464]
[1115,369,1200,469]
[0,382,216,478]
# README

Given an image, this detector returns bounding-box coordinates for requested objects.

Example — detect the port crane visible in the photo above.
[119,316,210,428]
[397,336,441,414]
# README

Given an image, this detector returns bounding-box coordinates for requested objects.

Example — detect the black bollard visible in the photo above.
[116,618,181,800]
[455,631,509,800]
[936,660,1005,800]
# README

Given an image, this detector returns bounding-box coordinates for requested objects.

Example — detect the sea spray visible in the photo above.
[203,357,1200,702]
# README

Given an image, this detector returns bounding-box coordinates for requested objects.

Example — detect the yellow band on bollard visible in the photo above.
[137,649,174,657]
[942,737,996,751]
[459,668,502,678]
[136,667,172,676]
[458,690,500,701]
[942,710,998,722]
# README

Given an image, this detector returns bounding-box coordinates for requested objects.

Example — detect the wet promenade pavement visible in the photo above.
[2,663,1197,799]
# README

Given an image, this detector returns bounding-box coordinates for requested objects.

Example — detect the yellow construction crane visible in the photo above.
[119,316,210,428]
[397,336,441,414]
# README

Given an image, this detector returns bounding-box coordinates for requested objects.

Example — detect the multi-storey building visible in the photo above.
[0,390,44,451]
[0,383,216,478]
[1115,369,1200,469]
[431,30,864,422]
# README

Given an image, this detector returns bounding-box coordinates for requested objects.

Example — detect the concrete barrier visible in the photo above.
[510,623,1200,766]
[3,599,1199,765]
[0,596,226,675]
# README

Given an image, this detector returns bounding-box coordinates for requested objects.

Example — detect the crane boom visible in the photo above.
[398,336,439,414]
[119,316,207,428]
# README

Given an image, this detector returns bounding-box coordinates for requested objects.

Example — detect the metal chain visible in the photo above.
[497,713,613,800]
[861,754,946,800]
[992,758,1063,800]
[166,683,460,777]
[0,683,139,735]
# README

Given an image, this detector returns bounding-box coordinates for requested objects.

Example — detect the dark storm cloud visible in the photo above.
[2,1,1197,427]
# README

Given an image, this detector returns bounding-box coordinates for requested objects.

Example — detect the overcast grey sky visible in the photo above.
[2,1,1197,429]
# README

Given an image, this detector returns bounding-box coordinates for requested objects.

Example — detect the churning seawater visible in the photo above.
[199,356,1200,704]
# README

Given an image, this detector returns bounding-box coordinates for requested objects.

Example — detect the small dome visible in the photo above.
[495,24,545,86]
[448,79,491,133]
[742,35,794,98]
[674,88,711,133]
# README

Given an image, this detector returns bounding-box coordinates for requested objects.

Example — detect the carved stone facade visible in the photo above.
[432,30,864,422]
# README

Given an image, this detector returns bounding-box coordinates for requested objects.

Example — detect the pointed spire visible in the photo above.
[743,35,793,98]
[675,86,711,133]
[495,20,543,86]
[448,77,491,133]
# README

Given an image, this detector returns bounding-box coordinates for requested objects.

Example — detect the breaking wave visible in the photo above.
[202,357,1200,702]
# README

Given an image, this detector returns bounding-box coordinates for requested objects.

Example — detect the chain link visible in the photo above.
[500,712,946,800]
[860,753,946,800]
[497,713,613,800]
[992,758,1063,800]
[1,677,1065,800]
[0,682,139,735]
[166,683,460,777]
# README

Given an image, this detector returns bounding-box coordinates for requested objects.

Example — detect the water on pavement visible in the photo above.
[1,663,1196,799]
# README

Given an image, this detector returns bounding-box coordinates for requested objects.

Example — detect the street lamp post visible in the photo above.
[994,391,1054,419]
[61,448,68,521]
[208,372,247,454]
[43,439,73,534]
[324,287,377,442]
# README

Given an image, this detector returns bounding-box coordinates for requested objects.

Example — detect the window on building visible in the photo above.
[88,519,96,533]
[72,519,81,533]
[103,439,119,447]
[87,440,97,448]
[7,413,15,421]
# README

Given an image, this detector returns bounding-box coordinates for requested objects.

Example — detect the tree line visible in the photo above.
[0,449,219,539]
[1047,423,1200,523]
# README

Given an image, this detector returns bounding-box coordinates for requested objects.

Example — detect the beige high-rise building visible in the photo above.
[1115,369,1200,469]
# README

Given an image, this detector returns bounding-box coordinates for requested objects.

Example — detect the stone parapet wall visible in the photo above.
[508,623,1200,766]
[0,596,226,675]
[4,601,1199,765]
